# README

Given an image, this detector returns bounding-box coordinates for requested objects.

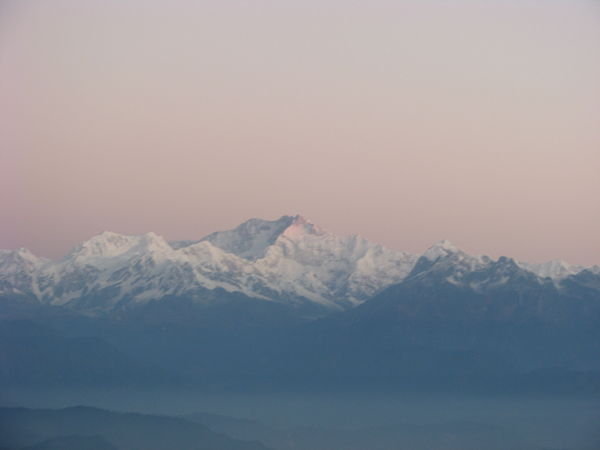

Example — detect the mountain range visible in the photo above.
[1,215,597,316]
[1,215,600,392]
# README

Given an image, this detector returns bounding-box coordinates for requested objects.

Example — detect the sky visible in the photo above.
[1,0,599,265]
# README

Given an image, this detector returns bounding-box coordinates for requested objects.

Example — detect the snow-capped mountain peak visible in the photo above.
[67,232,136,259]
[66,231,171,265]
[281,215,324,239]
[422,239,460,261]
[0,248,47,297]
[181,215,325,261]
[0,248,46,271]
[189,215,294,260]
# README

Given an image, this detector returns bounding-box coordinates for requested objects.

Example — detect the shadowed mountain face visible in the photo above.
[264,256,600,391]
[0,320,178,388]
[0,407,271,450]
[353,253,600,327]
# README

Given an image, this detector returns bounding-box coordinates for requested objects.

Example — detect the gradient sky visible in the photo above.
[1,0,599,265]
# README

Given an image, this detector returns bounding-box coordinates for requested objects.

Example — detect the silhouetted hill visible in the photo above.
[21,435,118,450]
[0,406,270,450]
[182,411,573,450]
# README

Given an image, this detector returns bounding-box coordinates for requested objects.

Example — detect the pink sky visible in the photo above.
[1,0,599,265]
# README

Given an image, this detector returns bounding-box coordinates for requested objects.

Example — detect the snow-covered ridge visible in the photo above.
[516,259,585,280]
[0,216,416,310]
[0,215,594,312]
